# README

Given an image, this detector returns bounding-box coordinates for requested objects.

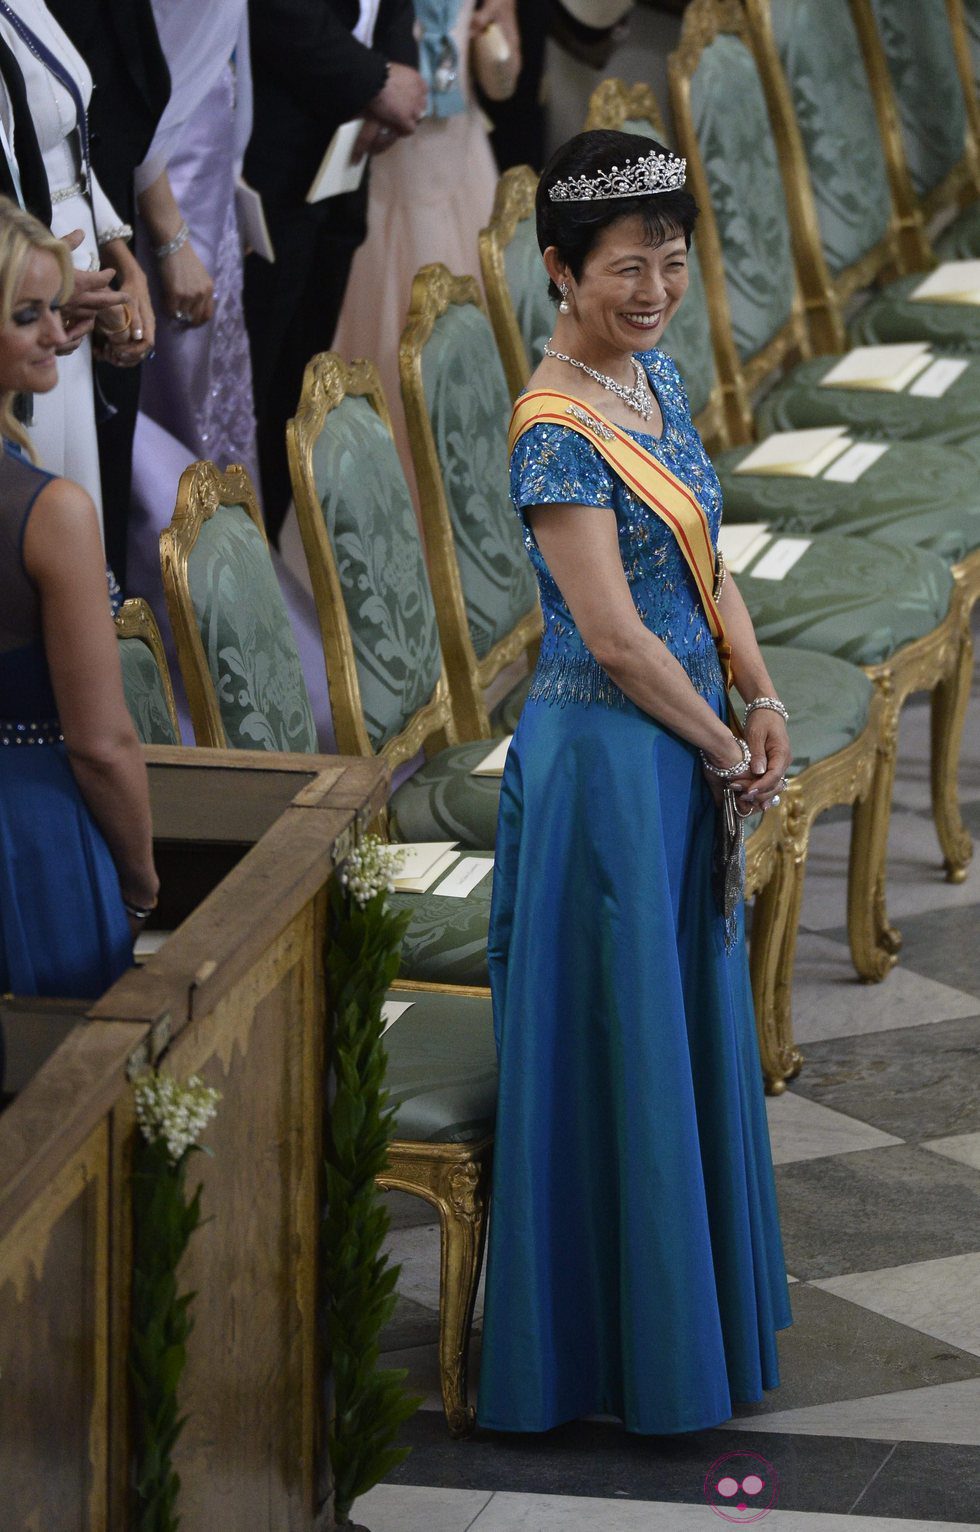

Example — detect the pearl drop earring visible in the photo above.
[559,282,571,315]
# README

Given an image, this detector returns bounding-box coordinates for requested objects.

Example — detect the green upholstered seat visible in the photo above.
[489,672,532,735]
[118,636,179,745]
[850,273,980,350]
[390,740,504,845]
[383,987,496,1143]
[716,437,980,564]
[764,0,980,347]
[187,503,319,752]
[504,210,553,375]
[744,645,873,775]
[390,852,494,988]
[732,534,953,667]
[754,351,980,464]
[310,390,502,847]
[935,200,980,260]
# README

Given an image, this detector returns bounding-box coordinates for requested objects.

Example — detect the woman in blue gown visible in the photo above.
[0,199,158,1049]
[477,131,793,1434]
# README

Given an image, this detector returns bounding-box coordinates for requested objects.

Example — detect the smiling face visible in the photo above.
[548,213,690,362]
[0,248,66,396]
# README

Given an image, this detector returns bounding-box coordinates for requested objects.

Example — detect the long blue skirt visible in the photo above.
[477,693,792,1434]
[0,743,133,1001]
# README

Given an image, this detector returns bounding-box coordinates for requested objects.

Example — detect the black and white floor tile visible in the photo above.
[355,668,980,1531]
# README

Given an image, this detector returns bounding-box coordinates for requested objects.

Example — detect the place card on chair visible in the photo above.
[746,538,811,581]
[432,856,494,898]
[380,999,414,1034]
[471,736,512,776]
[818,342,932,392]
[717,523,772,572]
[910,259,980,305]
[909,358,971,398]
[732,427,852,477]
[822,442,890,482]
[392,842,461,893]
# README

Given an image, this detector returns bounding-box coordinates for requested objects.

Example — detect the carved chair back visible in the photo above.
[400,264,542,740]
[159,463,318,752]
[114,597,180,745]
[479,165,554,398]
[287,353,457,766]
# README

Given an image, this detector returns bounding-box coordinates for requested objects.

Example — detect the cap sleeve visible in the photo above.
[510,421,616,514]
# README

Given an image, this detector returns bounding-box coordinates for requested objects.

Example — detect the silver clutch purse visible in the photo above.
[712,785,745,924]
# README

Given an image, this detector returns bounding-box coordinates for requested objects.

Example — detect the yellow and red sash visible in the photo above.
[509,389,733,690]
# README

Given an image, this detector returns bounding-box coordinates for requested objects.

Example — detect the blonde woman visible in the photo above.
[0,199,157,1029]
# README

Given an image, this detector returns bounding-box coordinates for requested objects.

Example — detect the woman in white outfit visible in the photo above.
[0,0,152,537]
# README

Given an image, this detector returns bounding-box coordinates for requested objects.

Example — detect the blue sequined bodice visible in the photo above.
[511,350,725,707]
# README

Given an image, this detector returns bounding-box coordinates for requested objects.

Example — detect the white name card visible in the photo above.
[822,442,890,483]
[471,736,512,776]
[910,259,980,305]
[380,999,414,1034]
[433,856,494,898]
[909,357,970,398]
[750,537,811,581]
[717,523,773,573]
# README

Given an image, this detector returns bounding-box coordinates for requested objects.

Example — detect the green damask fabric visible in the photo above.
[420,302,539,660]
[393,852,494,987]
[118,638,179,745]
[755,352,980,462]
[870,0,967,199]
[934,200,980,260]
[689,33,796,358]
[312,394,444,751]
[850,275,980,349]
[383,987,496,1143]
[734,535,952,667]
[769,0,893,274]
[740,645,872,775]
[389,739,503,847]
[187,505,318,752]
[658,244,718,419]
[717,437,980,561]
[504,214,554,374]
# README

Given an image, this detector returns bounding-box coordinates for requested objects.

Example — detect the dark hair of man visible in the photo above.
[536,130,700,302]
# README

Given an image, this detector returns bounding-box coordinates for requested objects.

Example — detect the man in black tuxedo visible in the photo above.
[0,32,50,221]
[45,0,170,582]
[244,0,426,541]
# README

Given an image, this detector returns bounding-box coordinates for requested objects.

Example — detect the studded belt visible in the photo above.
[0,718,64,746]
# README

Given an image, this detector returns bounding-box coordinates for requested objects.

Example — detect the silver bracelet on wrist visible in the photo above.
[97,223,134,247]
[154,221,190,261]
[700,735,751,780]
[744,695,789,723]
[122,898,154,921]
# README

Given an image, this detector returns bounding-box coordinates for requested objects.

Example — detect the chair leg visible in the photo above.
[378,1137,492,1438]
[750,834,801,1096]
[849,711,901,979]
[930,614,973,884]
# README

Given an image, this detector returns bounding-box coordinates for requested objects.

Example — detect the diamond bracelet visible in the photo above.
[700,736,752,780]
[744,696,789,723]
[154,221,190,261]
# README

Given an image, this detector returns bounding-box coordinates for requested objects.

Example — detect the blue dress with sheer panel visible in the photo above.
[0,441,132,1020]
[477,350,791,1434]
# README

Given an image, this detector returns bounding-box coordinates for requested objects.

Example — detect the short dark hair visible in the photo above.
[536,130,699,302]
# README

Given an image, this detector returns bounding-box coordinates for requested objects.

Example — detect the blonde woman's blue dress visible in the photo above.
[477,350,791,1434]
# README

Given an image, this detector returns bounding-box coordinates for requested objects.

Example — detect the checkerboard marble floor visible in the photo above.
[355,660,980,1532]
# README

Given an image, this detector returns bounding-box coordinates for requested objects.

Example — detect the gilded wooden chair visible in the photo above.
[286,352,506,848]
[114,597,180,746]
[159,461,319,752]
[852,0,980,261]
[380,978,496,1434]
[479,164,554,398]
[667,1,974,900]
[740,0,980,354]
[399,263,542,741]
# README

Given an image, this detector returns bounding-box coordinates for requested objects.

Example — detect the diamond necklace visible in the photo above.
[542,343,653,421]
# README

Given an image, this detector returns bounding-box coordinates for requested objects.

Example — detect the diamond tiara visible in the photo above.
[549,149,687,203]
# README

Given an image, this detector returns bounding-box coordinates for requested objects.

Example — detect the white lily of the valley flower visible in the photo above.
[134,1073,221,1166]
[340,834,405,908]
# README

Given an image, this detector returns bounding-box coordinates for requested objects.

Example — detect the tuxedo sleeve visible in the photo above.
[249,0,399,123]
[373,0,418,68]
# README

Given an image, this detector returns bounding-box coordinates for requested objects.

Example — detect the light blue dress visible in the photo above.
[477,351,791,1434]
